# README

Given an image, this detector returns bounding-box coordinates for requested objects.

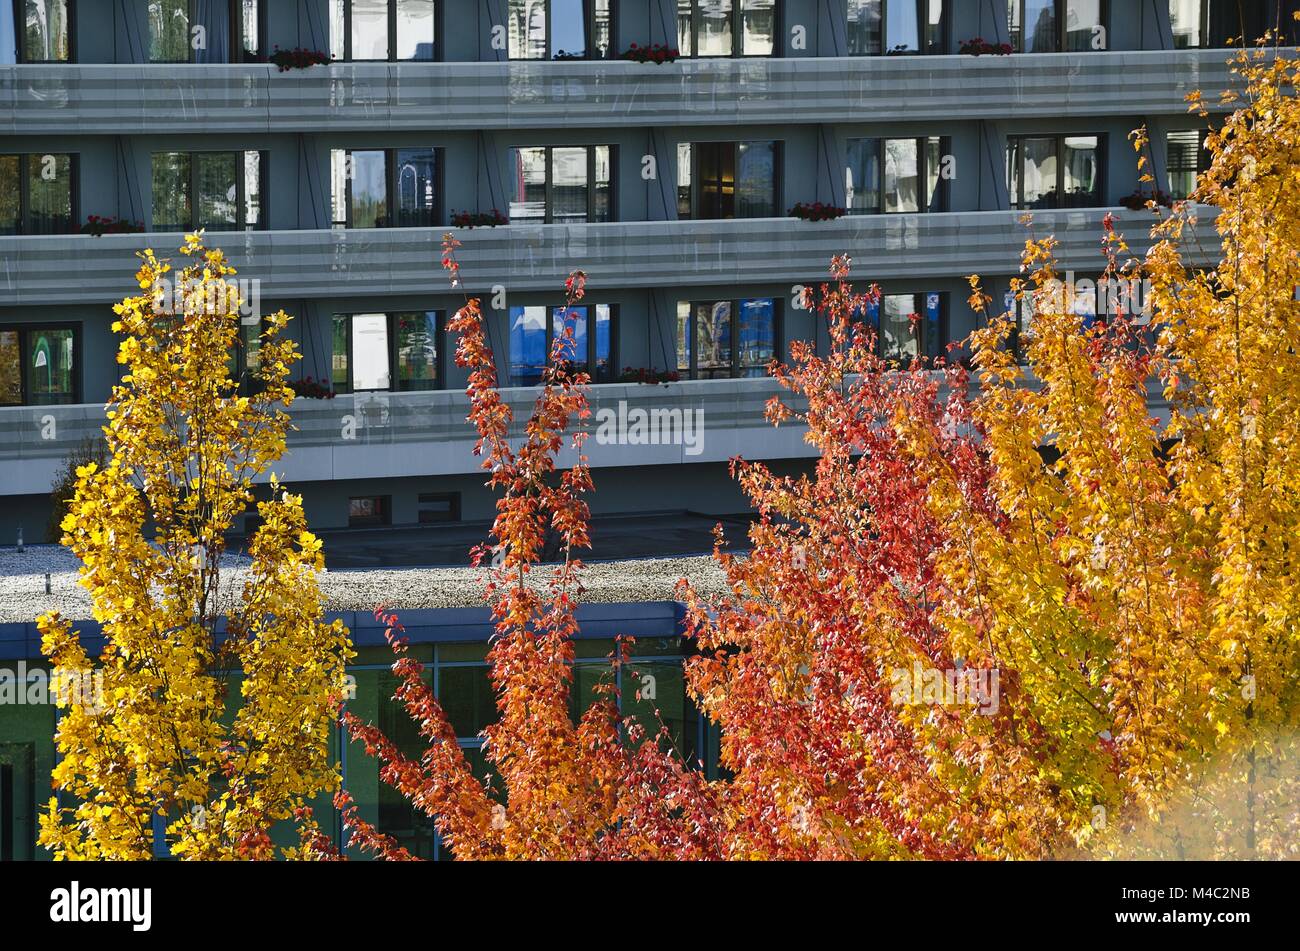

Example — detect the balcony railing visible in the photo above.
[0,377,812,495]
[0,49,1244,136]
[0,207,1216,306]
[0,370,1176,497]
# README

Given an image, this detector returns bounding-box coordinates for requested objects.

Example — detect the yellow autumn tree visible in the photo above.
[902,43,1300,858]
[38,234,352,860]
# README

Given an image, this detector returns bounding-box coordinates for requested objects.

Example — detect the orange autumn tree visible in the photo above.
[334,46,1298,860]
[319,242,721,860]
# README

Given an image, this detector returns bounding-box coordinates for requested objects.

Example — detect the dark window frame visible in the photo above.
[852,289,947,363]
[847,0,948,56]
[334,147,443,229]
[0,321,83,406]
[677,0,781,58]
[12,0,75,62]
[508,0,615,60]
[676,296,782,380]
[145,0,265,64]
[506,144,616,224]
[1006,132,1106,210]
[680,140,783,220]
[150,149,267,232]
[845,135,950,215]
[417,491,461,523]
[347,494,392,527]
[1165,128,1211,199]
[1009,0,1110,53]
[507,303,618,386]
[331,310,446,395]
[334,0,440,62]
[0,151,78,235]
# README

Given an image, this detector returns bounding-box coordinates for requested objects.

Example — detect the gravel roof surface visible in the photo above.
[0,545,730,623]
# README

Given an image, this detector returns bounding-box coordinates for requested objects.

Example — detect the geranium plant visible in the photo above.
[790,201,846,222]
[451,209,509,229]
[620,43,680,64]
[269,46,330,71]
[80,215,145,237]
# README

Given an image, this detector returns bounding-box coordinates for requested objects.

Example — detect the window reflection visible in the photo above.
[507,145,611,223]
[0,326,77,405]
[677,297,777,379]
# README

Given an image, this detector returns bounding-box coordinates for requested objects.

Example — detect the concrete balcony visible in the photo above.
[0,377,810,495]
[0,207,1215,306]
[0,49,1244,136]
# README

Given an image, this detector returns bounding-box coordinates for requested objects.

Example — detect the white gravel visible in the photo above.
[0,545,729,623]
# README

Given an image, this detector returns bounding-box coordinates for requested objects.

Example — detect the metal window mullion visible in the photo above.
[389,0,397,61]
[345,0,353,60]
[236,151,246,229]
[190,151,199,231]
[18,155,29,233]
[387,312,398,392]
[586,146,594,222]
[545,146,554,223]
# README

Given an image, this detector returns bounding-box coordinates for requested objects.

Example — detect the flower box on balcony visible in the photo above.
[620,43,680,64]
[789,201,846,222]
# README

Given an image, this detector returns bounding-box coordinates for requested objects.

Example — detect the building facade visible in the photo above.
[0,0,1278,537]
[0,0,1287,858]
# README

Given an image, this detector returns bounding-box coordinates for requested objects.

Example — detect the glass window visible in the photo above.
[736,140,777,217]
[0,153,76,235]
[18,0,71,61]
[148,0,189,62]
[737,297,775,376]
[507,145,611,223]
[884,137,919,213]
[551,0,591,58]
[677,0,774,57]
[687,140,777,219]
[677,297,777,379]
[508,305,547,387]
[0,332,20,404]
[847,0,882,54]
[677,143,693,219]
[508,0,547,58]
[695,300,732,378]
[394,148,437,227]
[26,152,74,234]
[332,312,441,394]
[551,304,614,380]
[845,137,881,214]
[351,313,390,391]
[331,148,438,228]
[196,151,238,230]
[1062,134,1100,206]
[351,0,390,59]
[1010,0,1106,52]
[349,495,390,525]
[885,0,920,52]
[0,326,77,406]
[394,311,439,391]
[1166,129,1207,200]
[880,293,918,361]
[1169,0,1201,47]
[846,137,945,215]
[850,1,944,55]
[1064,0,1103,49]
[438,663,496,738]
[151,151,263,231]
[152,151,191,232]
[853,291,943,362]
[332,0,436,61]
[1009,135,1101,210]
[551,147,589,223]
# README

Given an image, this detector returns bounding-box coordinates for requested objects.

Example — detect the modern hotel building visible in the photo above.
[0,0,1291,858]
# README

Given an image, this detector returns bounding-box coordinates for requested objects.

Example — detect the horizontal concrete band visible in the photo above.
[0,50,1244,136]
[0,371,1173,495]
[0,207,1215,306]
